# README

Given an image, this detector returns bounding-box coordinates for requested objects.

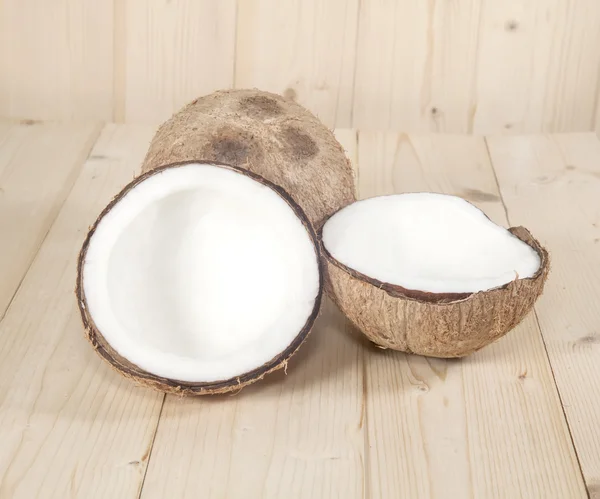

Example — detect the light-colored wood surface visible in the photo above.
[0,121,100,318]
[117,0,236,123]
[0,124,599,498]
[0,124,163,499]
[487,133,600,497]
[357,133,585,498]
[2,0,600,133]
[0,0,114,121]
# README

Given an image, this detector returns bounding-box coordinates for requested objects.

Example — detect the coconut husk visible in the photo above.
[141,89,356,228]
[322,226,549,357]
[76,162,323,395]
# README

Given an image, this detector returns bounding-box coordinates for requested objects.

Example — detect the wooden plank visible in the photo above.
[139,131,364,499]
[0,121,100,320]
[0,0,113,121]
[473,0,600,134]
[487,132,600,496]
[352,0,481,132]
[357,132,586,498]
[0,124,164,499]
[119,0,236,123]
[235,0,359,128]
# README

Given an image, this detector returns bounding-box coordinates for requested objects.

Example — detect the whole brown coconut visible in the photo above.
[142,89,356,228]
[322,227,549,357]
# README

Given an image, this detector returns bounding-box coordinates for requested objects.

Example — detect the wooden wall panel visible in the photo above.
[0,0,600,133]
[0,0,113,121]
[235,0,359,128]
[473,0,600,134]
[118,0,236,123]
[353,0,482,133]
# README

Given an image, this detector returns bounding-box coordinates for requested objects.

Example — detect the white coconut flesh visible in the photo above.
[322,193,541,294]
[82,163,320,383]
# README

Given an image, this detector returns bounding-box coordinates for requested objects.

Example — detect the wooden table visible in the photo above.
[0,121,598,499]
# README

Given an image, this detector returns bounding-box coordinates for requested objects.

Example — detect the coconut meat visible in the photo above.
[322,193,541,294]
[82,164,320,382]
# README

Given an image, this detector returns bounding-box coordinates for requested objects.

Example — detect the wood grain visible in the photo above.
[0,0,113,121]
[473,0,600,134]
[235,0,359,128]
[0,124,163,499]
[2,1,600,133]
[119,0,236,123]
[487,132,600,494]
[138,130,364,499]
[353,0,482,132]
[357,131,587,498]
[0,121,100,319]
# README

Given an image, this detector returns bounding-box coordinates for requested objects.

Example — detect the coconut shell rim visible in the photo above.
[76,160,324,395]
[320,224,549,305]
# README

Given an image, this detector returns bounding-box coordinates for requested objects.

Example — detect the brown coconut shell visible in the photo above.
[322,226,549,358]
[141,89,356,229]
[76,161,323,395]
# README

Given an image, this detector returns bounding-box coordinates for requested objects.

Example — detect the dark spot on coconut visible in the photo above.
[20,119,39,126]
[595,238,599,243]
[461,188,500,203]
[282,126,318,161]
[505,20,518,31]
[566,165,576,170]
[284,87,297,101]
[89,154,107,160]
[431,107,439,116]
[202,125,264,166]
[128,460,140,466]
[518,370,527,380]
[505,123,513,130]
[239,95,283,118]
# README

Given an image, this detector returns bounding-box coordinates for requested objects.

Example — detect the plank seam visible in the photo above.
[0,123,103,325]
[349,0,362,127]
[137,394,167,499]
[484,135,589,493]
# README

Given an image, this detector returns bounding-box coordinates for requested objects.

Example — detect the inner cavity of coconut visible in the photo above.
[322,193,541,294]
[82,164,320,382]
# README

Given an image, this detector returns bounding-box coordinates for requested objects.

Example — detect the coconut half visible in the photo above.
[77,162,322,394]
[321,193,549,357]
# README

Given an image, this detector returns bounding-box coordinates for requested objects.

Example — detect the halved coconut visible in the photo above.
[77,162,322,394]
[142,88,356,228]
[321,193,549,357]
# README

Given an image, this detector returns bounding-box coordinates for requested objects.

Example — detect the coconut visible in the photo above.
[141,88,356,228]
[321,193,549,357]
[77,162,322,395]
